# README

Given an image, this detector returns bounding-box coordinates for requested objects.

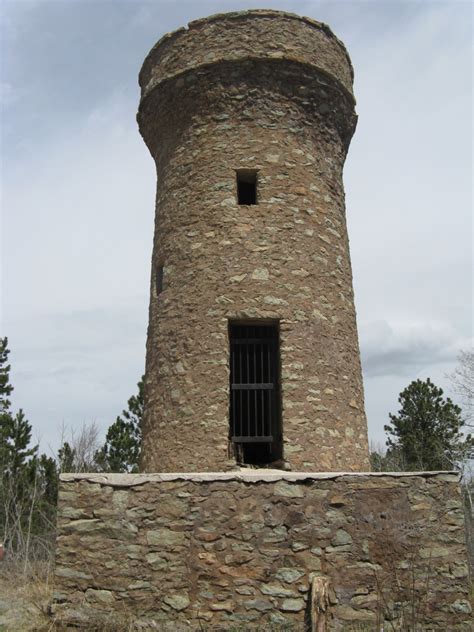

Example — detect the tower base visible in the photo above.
[52,471,471,629]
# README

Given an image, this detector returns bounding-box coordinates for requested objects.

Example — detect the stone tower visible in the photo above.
[138,10,370,472]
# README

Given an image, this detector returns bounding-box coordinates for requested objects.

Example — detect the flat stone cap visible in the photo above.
[139,9,355,104]
[60,470,461,488]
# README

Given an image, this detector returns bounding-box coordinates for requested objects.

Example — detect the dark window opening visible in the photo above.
[236,170,257,205]
[156,266,164,295]
[229,322,282,466]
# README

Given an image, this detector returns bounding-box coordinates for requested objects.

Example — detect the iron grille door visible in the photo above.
[229,324,279,444]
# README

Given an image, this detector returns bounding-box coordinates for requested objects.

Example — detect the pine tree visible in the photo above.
[0,340,37,554]
[0,338,38,479]
[0,338,56,559]
[96,376,144,472]
[0,339,37,470]
[0,336,16,468]
[38,454,59,508]
[34,454,59,534]
[385,378,473,471]
[0,337,13,412]
[57,441,76,473]
[1,409,38,477]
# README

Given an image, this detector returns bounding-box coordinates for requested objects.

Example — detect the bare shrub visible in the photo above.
[447,349,474,428]
[57,421,102,473]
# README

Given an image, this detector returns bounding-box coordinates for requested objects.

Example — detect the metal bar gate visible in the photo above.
[229,324,279,444]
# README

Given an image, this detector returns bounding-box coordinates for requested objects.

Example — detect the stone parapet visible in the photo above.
[138,10,355,102]
[52,471,472,629]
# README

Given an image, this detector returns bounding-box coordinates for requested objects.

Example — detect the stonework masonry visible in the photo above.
[138,10,370,472]
[52,471,472,630]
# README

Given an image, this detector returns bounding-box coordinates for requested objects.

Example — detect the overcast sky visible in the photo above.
[1,0,472,458]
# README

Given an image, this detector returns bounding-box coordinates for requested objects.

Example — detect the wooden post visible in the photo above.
[310,575,330,632]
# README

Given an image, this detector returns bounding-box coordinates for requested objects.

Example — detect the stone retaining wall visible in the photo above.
[52,471,472,630]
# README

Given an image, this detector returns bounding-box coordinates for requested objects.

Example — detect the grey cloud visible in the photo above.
[360,320,470,379]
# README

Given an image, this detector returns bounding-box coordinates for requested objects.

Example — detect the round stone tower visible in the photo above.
[138,10,370,472]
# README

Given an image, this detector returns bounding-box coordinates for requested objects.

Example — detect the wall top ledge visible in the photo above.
[60,470,460,487]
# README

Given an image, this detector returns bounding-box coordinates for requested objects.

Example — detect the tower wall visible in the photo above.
[138,10,370,472]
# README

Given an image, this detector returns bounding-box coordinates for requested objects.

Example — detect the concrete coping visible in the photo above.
[60,470,460,488]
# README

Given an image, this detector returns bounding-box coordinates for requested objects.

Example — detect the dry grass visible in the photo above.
[0,559,53,631]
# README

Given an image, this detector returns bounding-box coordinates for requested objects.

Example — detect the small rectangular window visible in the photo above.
[236,170,257,205]
[156,266,164,295]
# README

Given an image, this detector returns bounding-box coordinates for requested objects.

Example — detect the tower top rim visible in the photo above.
[138,9,355,104]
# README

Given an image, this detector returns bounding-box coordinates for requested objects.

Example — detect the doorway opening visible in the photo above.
[229,322,282,465]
